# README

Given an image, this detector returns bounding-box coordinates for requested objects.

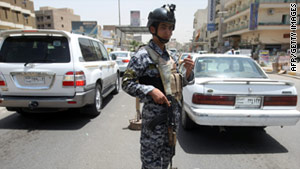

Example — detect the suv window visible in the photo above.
[0,36,70,63]
[79,38,99,61]
[98,43,109,61]
[91,41,104,61]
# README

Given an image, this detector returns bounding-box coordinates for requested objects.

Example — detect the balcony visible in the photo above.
[224,3,250,21]
[258,22,300,30]
[225,24,249,34]
[255,0,295,8]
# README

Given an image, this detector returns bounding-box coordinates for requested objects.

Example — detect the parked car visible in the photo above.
[198,50,208,54]
[109,51,131,74]
[225,49,252,57]
[0,29,120,117]
[181,54,300,130]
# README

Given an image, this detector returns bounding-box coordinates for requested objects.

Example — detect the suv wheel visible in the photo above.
[82,83,102,117]
[181,108,195,130]
[112,74,120,94]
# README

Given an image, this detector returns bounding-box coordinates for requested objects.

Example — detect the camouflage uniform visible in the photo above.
[122,40,194,169]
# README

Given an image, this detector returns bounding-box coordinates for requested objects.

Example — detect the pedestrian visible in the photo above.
[122,4,194,169]
[231,48,235,55]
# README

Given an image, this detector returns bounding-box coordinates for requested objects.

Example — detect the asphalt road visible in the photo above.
[0,73,299,169]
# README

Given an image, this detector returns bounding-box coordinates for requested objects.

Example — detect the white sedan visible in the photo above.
[110,51,132,74]
[181,54,300,130]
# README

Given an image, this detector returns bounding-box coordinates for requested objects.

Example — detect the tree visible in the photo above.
[129,40,141,52]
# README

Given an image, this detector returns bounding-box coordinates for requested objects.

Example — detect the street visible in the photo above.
[0,73,300,169]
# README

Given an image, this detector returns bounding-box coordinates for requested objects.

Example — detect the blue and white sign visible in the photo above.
[249,3,259,30]
[207,23,216,31]
[207,0,216,24]
[207,0,216,31]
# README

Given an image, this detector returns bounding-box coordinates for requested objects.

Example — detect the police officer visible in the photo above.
[122,4,194,169]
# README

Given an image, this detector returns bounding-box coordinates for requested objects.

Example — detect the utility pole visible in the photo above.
[118,0,122,49]
[118,0,121,26]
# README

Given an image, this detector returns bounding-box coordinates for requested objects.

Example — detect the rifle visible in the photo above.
[166,95,177,169]
[145,95,178,169]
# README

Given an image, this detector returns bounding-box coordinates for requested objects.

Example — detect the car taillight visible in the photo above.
[63,71,86,87]
[0,81,5,86]
[75,71,86,86]
[0,72,6,86]
[192,94,235,106]
[122,59,130,63]
[263,96,297,106]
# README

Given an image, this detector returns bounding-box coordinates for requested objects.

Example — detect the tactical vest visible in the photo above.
[143,46,183,102]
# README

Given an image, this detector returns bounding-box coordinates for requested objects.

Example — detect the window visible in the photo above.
[98,43,109,61]
[78,38,98,61]
[0,36,70,63]
[23,14,29,24]
[194,57,267,78]
[16,12,19,22]
[47,16,51,19]
[4,9,8,19]
[91,41,103,61]
[282,15,289,24]
[48,24,51,27]
[61,17,63,20]
[62,24,64,28]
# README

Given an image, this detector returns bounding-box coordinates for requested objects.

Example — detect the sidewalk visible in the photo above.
[262,62,300,78]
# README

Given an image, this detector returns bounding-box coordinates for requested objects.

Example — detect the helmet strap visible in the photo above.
[155,34,169,44]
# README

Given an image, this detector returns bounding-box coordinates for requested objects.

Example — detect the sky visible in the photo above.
[33,0,208,44]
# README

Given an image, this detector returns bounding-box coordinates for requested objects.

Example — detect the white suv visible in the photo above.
[0,29,120,117]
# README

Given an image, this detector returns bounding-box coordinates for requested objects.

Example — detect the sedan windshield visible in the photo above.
[194,57,267,78]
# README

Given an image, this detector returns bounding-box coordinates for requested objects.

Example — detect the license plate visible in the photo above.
[24,76,45,84]
[235,96,261,108]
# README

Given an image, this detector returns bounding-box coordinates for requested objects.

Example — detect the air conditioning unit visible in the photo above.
[268,9,274,15]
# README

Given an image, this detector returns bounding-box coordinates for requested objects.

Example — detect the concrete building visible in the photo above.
[0,0,35,30]
[223,0,300,58]
[192,8,208,52]
[35,6,80,31]
[206,0,226,53]
[166,38,182,51]
[192,0,227,53]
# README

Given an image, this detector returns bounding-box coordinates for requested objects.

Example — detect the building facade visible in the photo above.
[192,8,208,52]
[223,0,300,58]
[35,6,80,31]
[0,0,35,30]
